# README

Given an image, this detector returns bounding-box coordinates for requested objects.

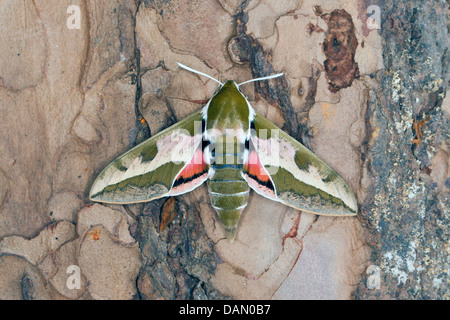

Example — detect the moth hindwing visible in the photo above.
[90,64,357,241]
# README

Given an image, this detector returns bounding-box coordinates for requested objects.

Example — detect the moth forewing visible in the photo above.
[250,113,358,216]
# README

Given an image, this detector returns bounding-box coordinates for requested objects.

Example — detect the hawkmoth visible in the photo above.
[90,63,357,241]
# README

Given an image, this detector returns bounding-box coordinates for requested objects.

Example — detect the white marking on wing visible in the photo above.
[110,155,144,184]
[91,151,144,197]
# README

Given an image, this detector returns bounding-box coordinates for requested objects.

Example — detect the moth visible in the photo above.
[90,63,357,241]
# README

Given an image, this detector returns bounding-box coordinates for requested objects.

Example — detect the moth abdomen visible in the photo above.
[207,165,250,240]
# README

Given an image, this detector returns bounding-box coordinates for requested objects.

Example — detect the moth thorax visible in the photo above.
[209,133,246,166]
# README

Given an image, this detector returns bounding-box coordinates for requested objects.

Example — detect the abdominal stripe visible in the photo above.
[208,190,250,197]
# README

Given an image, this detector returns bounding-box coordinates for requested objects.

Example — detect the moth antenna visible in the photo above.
[237,73,284,88]
[177,63,224,87]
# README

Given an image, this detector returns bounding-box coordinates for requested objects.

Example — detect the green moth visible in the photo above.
[90,63,358,241]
